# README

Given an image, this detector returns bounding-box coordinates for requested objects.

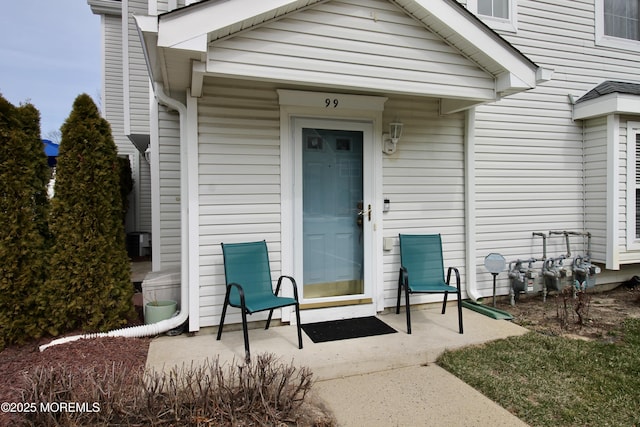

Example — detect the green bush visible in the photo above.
[0,94,49,349]
[43,94,134,335]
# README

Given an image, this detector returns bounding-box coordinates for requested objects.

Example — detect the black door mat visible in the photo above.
[302,316,397,343]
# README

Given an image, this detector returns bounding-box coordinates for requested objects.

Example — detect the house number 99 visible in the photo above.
[325,98,339,108]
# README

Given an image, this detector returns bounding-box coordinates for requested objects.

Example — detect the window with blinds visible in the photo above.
[478,0,509,19]
[467,0,516,32]
[604,0,640,41]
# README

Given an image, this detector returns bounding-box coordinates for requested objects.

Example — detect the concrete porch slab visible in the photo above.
[145,305,529,425]
[146,305,527,380]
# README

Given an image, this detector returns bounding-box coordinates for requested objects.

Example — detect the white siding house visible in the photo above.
[89,0,640,333]
[89,0,153,242]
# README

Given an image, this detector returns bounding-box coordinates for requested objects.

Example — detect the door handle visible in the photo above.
[358,205,372,221]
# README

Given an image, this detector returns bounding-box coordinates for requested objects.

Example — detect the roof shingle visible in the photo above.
[577,80,640,103]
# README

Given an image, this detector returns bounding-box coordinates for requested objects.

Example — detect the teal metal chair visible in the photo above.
[397,234,463,334]
[217,241,302,362]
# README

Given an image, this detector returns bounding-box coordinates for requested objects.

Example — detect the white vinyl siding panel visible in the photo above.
[104,12,153,236]
[470,0,640,293]
[157,0,187,12]
[138,158,152,232]
[155,0,168,14]
[618,117,629,255]
[197,79,282,327]
[104,13,139,233]
[208,0,495,100]
[475,2,594,296]
[104,14,125,143]
[156,0,188,13]
[381,96,466,308]
[127,0,150,136]
[474,92,585,263]
[157,108,182,267]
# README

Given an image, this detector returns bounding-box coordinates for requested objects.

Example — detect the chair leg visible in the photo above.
[396,272,403,314]
[441,291,449,314]
[240,309,251,363]
[266,308,274,330]
[295,303,303,349]
[216,288,231,341]
[405,287,412,334]
[457,290,464,334]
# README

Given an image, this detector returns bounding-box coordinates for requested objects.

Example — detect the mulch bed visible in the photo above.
[0,335,150,426]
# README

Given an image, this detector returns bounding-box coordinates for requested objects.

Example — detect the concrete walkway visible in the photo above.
[146,305,529,426]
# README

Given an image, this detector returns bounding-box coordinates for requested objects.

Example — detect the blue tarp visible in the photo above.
[42,139,59,167]
[42,139,59,157]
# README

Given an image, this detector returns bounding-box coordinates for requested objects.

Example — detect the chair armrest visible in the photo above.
[399,266,409,286]
[227,282,246,306]
[446,267,461,289]
[276,275,300,301]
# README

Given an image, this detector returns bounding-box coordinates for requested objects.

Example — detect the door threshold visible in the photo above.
[298,301,376,324]
[300,298,372,310]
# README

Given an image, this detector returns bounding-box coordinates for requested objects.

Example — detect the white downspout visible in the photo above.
[465,107,481,301]
[40,85,190,351]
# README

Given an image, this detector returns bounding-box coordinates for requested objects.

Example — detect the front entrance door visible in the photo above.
[293,118,374,315]
[302,128,364,298]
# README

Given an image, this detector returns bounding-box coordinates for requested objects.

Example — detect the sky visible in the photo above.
[0,1,101,140]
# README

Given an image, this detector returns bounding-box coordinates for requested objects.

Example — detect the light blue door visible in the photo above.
[302,128,364,299]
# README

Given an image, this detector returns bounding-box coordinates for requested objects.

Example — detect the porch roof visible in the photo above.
[136,0,548,111]
[573,80,640,120]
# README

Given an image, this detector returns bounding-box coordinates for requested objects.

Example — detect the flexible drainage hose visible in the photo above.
[39,312,187,352]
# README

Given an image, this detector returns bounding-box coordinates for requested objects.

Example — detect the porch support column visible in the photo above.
[187,90,200,331]
[465,108,480,300]
[606,114,620,270]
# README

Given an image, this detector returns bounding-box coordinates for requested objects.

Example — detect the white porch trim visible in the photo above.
[145,0,542,99]
[186,91,200,331]
[574,92,640,120]
[278,89,388,320]
[606,114,620,270]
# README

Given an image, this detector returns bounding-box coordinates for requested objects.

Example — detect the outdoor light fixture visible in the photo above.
[382,121,404,154]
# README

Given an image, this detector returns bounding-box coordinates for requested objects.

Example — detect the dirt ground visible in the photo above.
[493,284,640,341]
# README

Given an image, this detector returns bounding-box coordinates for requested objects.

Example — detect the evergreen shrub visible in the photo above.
[0,95,49,349]
[44,94,134,335]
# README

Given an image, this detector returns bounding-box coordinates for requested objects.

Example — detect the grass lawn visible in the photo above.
[437,318,640,427]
